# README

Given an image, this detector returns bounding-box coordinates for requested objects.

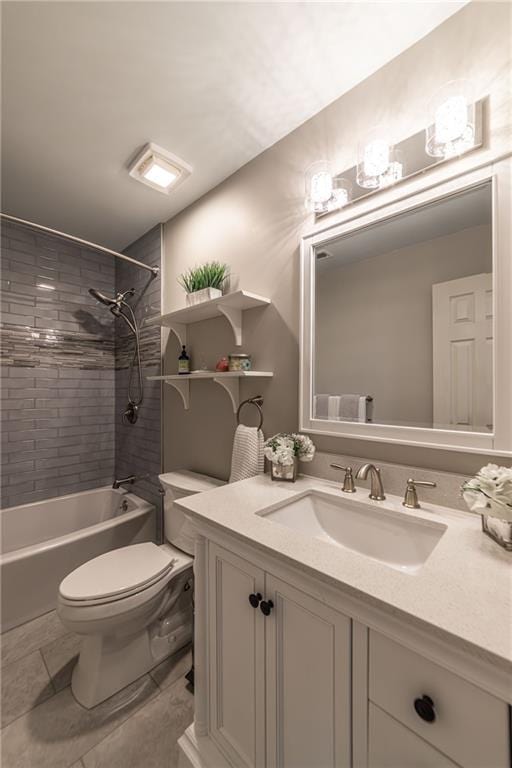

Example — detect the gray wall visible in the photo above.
[115,226,163,530]
[162,2,511,480]
[315,224,492,426]
[1,221,116,508]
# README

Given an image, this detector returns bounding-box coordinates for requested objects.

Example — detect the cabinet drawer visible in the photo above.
[369,703,458,768]
[369,631,510,768]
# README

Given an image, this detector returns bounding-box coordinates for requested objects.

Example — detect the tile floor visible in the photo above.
[1,610,193,767]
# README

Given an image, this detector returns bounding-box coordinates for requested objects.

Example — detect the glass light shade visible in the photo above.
[305,161,333,213]
[356,129,394,189]
[426,80,475,158]
[327,176,351,212]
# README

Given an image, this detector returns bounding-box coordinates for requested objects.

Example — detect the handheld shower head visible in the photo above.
[88,288,117,308]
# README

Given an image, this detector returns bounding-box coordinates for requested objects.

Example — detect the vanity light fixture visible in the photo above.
[426,80,475,159]
[304,82,481,217]
[128,143,193,195]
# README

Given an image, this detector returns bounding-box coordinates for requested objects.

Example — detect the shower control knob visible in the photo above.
[260,600,274,616]
[414,694,436,723]
[248,593,262,608]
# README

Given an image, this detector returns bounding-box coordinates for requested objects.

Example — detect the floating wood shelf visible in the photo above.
[147,371,274,412]
[155,290,271,346]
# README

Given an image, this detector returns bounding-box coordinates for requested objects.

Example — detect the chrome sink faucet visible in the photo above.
[356,463,385,500]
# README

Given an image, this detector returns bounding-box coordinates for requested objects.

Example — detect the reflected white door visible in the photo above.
[432,273,492,431]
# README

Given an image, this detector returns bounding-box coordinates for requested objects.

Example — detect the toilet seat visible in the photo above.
[59,542,191,607]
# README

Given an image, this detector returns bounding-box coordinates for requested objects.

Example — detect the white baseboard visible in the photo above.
[178,724,233,768]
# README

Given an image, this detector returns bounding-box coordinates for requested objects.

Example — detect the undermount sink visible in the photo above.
[258,491,447,573]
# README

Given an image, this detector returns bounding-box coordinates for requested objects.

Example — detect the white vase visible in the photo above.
[186,287,222,306]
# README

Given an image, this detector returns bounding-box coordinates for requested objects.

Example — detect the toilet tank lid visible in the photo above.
[158,470,225,494]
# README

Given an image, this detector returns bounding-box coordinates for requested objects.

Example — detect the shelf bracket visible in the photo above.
[168,322,187,347]
[164,378,190,409]
[218,305,243,346]
[213,376,239,412]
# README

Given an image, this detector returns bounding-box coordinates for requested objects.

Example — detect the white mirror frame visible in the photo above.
[300,157,512,455]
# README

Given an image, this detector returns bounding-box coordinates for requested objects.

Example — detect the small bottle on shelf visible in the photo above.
[178,345,190,375]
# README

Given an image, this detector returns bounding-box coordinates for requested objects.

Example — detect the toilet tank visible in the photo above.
[158,470,225,555]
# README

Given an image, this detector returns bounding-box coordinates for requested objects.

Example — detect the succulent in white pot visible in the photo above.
[462,463,512,550]
[178,262,230,306]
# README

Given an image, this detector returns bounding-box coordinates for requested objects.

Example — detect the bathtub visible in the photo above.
[1,487,155,633]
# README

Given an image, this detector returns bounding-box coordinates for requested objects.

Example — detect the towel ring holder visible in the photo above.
[237,396,264,430]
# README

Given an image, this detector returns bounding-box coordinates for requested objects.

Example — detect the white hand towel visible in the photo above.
[229,424,265,483]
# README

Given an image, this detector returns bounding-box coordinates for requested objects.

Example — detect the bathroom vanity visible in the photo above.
[176,475,511,768]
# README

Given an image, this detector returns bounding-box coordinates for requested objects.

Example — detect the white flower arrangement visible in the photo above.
[462,463,512,522]
[263,433,316,466]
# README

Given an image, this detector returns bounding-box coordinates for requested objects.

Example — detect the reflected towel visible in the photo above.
[229,425,265,483]
[314,394,329,419]
[338,394,361,420]
[314,394,372,422]
[328,396,341,420]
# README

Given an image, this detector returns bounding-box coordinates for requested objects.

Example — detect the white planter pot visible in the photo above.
[186,288,222,306]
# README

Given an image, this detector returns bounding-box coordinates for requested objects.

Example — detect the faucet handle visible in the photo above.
[403,478,437,509]
[330,464,356,493]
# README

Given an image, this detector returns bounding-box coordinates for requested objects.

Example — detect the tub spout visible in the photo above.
[112,475,136,490]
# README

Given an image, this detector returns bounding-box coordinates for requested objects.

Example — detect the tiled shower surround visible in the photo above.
[1,220,162,510]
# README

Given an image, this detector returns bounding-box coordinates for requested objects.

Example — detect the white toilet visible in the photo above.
[58,470,224,708]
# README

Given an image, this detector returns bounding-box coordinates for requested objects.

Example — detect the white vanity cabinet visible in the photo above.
[207,543,352,768]
[367,631,510,768]
[179,532,511,768]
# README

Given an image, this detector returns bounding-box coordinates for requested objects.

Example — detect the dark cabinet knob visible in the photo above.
[414,695,436,723]
[260,600,274,616]
[248,593,262,608]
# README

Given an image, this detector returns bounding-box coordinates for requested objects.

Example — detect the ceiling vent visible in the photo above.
[128,143,192,195]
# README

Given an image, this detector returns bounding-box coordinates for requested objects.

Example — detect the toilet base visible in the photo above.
[72,616,192,708]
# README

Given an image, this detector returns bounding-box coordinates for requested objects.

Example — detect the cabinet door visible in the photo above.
[265,575,351,768]
[208,544,265,768]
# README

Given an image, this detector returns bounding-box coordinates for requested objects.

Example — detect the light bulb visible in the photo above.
[435,95,468,144]
[310,171,333,204]
[305,161,334,213]
[426,80,475,159]
[363,140,390,178]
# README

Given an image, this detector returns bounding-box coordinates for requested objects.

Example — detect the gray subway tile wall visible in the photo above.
[115,225,162,532]
[1,219,162,514]
[1,221,116,507]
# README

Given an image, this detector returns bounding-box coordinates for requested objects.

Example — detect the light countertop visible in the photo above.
[176,474,512,671]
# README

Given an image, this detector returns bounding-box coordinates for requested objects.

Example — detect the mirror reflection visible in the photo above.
[314,182,493,433]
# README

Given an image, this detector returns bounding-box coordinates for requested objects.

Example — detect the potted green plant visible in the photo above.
[178,262,230,306]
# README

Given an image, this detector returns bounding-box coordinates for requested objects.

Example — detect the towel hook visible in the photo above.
[237,396,264,430]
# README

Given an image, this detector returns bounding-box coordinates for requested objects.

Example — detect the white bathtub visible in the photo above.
[1,487,155,633]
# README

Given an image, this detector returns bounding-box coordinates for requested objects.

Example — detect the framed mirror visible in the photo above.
[300,159,512,454]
